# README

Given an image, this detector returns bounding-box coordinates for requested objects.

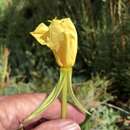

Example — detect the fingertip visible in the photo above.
[41,98,86,124]
[32,119,81,130]
[67,105,86,124]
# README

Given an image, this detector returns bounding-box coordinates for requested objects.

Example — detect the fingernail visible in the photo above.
[61,121,80,130]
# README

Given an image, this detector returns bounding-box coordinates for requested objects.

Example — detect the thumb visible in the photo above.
[31,119,81,130]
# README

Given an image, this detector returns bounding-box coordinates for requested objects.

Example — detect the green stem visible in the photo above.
[61,77,68,118]
[60,68,70,118]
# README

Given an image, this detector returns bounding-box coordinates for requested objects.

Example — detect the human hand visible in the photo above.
[0,93,85,130]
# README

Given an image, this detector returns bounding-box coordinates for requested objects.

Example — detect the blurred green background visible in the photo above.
[0,0,130,129]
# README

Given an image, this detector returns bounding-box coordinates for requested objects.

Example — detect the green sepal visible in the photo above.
[67,69,91,115]
[23,69,66,123]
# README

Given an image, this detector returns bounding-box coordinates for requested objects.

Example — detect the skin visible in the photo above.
[0,93,85,130]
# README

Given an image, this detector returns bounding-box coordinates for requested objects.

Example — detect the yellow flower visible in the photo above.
[22,18,90,125]
[30,18,77,68]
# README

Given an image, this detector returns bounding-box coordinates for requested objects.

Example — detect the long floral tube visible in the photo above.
[61,69,68,118]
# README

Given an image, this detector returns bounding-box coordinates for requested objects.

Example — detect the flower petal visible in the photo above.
[30,23,49,45]
[30,18,78,67]
[33,23,49,33]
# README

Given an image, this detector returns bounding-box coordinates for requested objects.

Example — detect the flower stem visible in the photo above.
[61,79,68,118]
[61,68,69,119]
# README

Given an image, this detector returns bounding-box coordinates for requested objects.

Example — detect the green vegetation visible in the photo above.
[0,0,130,129]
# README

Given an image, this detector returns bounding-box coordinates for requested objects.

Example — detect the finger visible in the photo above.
[0,93,85,130]
[31,119,81,130]
[0,96,7,101]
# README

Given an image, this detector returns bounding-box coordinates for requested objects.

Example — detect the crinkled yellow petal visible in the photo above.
[30,18,77,67]
[53,32,77,67]
[30,23,49,45]
[48,18,77,67]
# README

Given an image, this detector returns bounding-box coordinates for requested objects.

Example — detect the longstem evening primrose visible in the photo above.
[23,18,90,125]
